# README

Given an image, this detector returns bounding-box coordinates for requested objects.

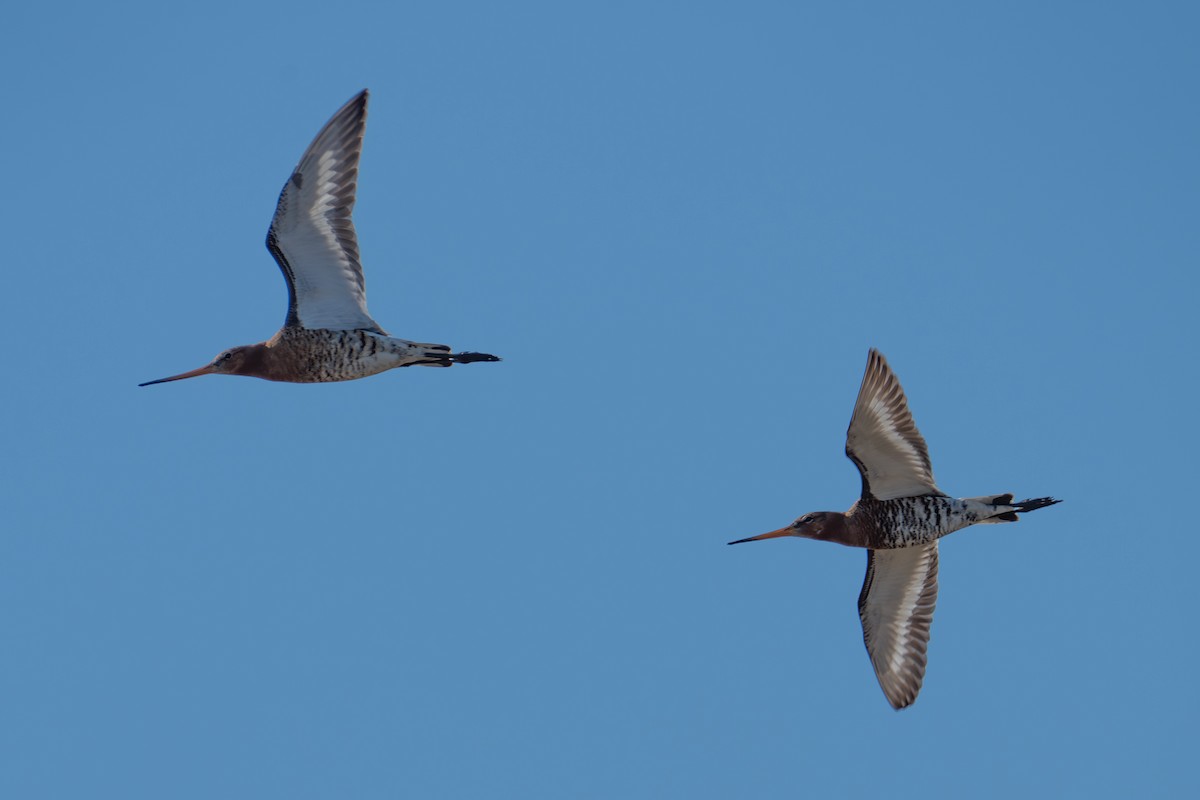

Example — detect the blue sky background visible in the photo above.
[2,2,1196,797]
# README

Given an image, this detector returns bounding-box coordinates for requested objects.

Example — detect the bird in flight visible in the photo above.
[140,90,499,387]
[729,349,1059,709]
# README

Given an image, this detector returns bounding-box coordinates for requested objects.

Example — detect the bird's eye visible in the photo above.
[221,352,233,361]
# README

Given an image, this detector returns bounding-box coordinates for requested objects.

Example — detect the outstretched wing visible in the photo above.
[266,89,384,333]
[858,544,939,710]
[845,349,940,500]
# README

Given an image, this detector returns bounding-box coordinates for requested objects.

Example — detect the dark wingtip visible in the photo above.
[451,352,502,364]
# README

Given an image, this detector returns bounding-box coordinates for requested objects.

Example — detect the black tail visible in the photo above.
[450,351,502,364]
[1012,496,1062,514]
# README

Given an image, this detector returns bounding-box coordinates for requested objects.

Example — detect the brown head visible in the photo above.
[138,343,268,386]
[728,511,853,546]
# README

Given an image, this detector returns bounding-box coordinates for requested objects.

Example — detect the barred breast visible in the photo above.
[265,328,452,382]
[848,495,988,549]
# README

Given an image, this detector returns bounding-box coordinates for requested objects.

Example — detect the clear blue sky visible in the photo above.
[2,2,1196,797]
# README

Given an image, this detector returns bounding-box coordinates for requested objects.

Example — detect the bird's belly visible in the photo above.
[269,329,420,382]
[857,496,985,549]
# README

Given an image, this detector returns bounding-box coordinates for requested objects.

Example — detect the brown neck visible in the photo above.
[825,512,868,548]
[229,342,277,380]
